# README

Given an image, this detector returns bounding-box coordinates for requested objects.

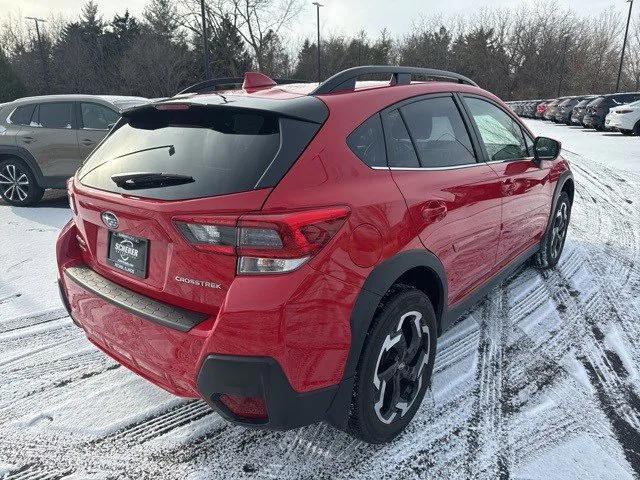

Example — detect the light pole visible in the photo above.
[557,35,570,97]
[200,0,211,80]
[312,2,323,82]
[616,0,634,92]
[25,17,49,89]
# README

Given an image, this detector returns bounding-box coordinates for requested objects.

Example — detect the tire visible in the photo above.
[346,286,437,444]
[634,121,640,136]
[0,158,44,206]
[535,191,571,269]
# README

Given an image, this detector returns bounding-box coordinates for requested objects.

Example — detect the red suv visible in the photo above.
[56,66,573,443]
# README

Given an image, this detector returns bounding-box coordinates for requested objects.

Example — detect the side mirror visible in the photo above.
[533,136,561,163]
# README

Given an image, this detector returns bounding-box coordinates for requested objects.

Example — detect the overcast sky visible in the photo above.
[0,0,633,42]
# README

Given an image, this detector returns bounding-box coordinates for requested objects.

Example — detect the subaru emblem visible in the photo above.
[101,211,119,230]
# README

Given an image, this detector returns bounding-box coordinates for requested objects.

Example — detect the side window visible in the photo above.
[9,104,36,126]
[81,103,120,130]
[465,97,528,162]
[400,96,476,168]
[381,109,419,168]
[37,103,74,129]
[346,114,386,167]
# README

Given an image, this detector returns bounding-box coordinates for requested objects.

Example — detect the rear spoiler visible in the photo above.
[122,95,329,125]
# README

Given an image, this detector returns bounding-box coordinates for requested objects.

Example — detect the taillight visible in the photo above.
[67,179,77,215]
[174,207,350,274]
[68,191,77,215]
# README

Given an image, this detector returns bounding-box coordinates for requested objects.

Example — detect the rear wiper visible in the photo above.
[111,172,194,190]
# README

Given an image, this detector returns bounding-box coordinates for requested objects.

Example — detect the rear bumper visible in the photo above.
[606,115,636,131]
[583,114,604,128]
[56,219,358,429]
[198,355,340,429]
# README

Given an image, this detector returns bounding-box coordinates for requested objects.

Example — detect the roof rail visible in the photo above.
[177,75,310,95]
[310,65,478,95]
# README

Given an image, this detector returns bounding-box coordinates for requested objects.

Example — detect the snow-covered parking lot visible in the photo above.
[1,120,639,479]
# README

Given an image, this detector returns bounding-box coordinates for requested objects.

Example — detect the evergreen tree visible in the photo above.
[143,0,180,41]
[0,47,26,101]
[106,11,141,56]
[294,39,317,80]
[209,15,252,77]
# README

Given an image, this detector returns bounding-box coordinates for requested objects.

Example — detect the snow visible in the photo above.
[524,119,640,172]
[0,194,71,321]
[1,121,640,478]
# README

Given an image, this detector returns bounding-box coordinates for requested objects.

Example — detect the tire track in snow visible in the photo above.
[0,308,68,334]
[3,464,73,480]
[539,249,640,475]
[464,295,510,479]
[100,400,213,445]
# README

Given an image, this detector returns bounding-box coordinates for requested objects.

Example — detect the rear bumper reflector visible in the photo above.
[64,266,209,332]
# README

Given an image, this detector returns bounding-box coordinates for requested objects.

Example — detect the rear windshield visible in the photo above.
[78,105,320,200]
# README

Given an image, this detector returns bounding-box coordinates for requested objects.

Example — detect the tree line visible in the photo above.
[1,0,640,103]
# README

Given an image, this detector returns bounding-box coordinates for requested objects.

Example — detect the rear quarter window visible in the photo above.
[8,104,36,126]
[347,114,386,167]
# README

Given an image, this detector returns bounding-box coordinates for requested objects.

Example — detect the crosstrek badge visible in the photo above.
[174,276,222,290]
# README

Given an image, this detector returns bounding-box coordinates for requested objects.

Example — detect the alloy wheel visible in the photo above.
[550,202,569,259]
[373,311,430,424]
[0,163,30,203]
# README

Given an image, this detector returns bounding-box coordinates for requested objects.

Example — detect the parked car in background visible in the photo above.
[545,98,570,121]
[555,96,587,125]
[536,100,552,119]
[583,92,640,130]
[522,100,539,118]
[570,97,596,126]
[0,94,149,206]
[605,99,640,135]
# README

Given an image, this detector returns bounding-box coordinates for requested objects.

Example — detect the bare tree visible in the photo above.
[178,0,302,71]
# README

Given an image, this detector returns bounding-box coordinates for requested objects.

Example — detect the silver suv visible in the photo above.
[0,94,148,206]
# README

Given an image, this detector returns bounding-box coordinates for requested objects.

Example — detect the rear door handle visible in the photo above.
[81,139,95,146]
[421,200,448,222]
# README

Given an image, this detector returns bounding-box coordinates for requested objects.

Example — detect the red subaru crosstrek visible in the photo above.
[56,67,573,443]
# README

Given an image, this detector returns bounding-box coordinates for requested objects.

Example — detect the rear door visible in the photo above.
[383,94,502,305]
[77,102,120,160]
[16,102,80,178]
[461,95,552,269]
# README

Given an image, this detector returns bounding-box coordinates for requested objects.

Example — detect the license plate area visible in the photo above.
[107,231,149,278]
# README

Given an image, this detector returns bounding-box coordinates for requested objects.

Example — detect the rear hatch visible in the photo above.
[70,99,327,314]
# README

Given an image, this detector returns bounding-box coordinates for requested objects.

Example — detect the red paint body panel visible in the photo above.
[390,165,502,305]
[57,78,571,408]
